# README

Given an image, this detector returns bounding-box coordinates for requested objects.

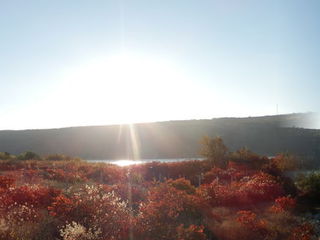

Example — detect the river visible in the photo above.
[87,158,204,166]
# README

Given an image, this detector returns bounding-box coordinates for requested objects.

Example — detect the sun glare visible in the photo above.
[110,160,144,167]
[55,53,192,126]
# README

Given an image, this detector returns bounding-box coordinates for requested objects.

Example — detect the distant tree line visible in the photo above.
[0,151,78,161]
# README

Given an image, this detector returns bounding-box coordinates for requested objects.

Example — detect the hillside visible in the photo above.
[0,113,319,163]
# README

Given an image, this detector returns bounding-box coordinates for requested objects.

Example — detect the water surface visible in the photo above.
[87,158,204,166]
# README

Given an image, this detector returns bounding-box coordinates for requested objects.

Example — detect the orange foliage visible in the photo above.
[0,175,15,189]
[199,172,283,207]
[0,157,315,240]
[135,181,206,240]
[270,196,296,213]
[236,210,269,239]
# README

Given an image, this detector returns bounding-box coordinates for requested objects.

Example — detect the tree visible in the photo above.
[17,151,41,160]
[200,136,228,168]
[272,153,298,171]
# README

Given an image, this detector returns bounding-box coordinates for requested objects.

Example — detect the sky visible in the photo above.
[0,0,319,130]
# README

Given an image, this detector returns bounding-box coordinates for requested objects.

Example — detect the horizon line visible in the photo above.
[0,112,312,132]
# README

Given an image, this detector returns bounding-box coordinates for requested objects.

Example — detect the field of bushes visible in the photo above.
[0,142,319,240]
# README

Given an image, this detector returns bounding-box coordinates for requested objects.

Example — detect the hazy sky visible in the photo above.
[0,0,319,130]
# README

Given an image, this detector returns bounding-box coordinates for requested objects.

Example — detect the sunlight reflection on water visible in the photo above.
[88,158,204,167]
[110,160,144,167]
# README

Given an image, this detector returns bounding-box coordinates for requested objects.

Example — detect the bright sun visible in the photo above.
[52,53,194,126]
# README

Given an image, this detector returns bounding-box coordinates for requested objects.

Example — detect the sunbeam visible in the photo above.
[128,124,141,161]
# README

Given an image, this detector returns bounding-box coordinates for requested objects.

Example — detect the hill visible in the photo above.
[0,113,319,164]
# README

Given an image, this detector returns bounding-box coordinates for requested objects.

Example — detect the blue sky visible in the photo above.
[0,0,319,129]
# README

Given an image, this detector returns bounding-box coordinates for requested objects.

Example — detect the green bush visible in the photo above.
[17,151,41,160]
[0,152,13,160]
[296,171,320,201]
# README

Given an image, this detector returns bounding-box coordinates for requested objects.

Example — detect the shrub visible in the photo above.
[17,151,41,160]
[200,136,228,168]
[59,221,102,240]
[272,153,299,171]
[0,152,13,160]
[167,178,196,195]
[270,196,296,213]
[0,175,15,189]
[135,181,206,240]
[236,210,269,239]
[198,172,283,207]
[49,185,129,240]
[230,147,268,169]
[289,223,314,240]
[296,171,320,201]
